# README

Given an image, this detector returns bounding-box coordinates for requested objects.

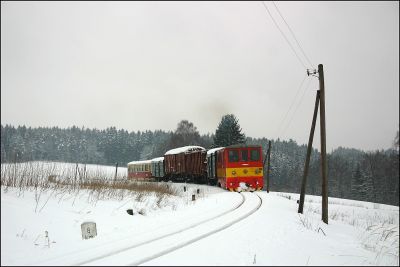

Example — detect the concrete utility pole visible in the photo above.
[318,64,328,224]
[266,140,272,193]
[298,90,320,214]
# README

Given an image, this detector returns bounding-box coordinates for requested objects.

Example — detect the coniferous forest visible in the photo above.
[1,123,398,206]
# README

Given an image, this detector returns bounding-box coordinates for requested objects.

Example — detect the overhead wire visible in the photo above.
[260,1,308,70]
[271,1,314,68]
[274,73,307,138]
[259,1,316,141]
[280,77,313,139]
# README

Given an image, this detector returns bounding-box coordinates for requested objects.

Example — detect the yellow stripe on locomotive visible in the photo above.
[225,167,263,178]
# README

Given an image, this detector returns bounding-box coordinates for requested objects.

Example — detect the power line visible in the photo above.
[281,77,313,139]
[272,1,314,68]
[274,73,307,137]
[261,1,307,70]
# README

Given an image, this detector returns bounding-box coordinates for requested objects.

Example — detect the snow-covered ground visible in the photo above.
[1,162,399,266]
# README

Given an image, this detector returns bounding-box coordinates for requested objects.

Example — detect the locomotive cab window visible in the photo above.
[240,150,248,161]
[228,150,239,162]
[250,149,260,161]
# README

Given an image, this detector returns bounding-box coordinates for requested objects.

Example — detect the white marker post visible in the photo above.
[81,222,97,240]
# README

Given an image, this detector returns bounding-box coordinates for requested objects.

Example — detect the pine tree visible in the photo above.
[351,163,368,200]
[213,114,246,147]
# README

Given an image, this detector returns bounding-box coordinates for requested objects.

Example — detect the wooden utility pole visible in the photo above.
[319,64,328,224]
[266,140,272,193]
[298,90,320,214]
[298,64,328,224]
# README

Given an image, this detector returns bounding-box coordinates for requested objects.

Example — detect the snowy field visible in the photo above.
[1,162,399,266]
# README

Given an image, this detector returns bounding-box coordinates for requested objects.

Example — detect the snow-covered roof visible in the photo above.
[207,147,224,155]
[164,146,205,155]
[127,159,152,165]
[151,157,164,162]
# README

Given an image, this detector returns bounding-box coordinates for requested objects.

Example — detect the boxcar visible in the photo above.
[164,145,207,183]
[215,145,264,191]
[127,160,153,181]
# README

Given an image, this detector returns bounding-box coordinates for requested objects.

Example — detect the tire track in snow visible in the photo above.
[82,192,262,266]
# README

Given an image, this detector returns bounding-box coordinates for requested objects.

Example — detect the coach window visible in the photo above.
[241,150,248,161]
[228,150,239,162]
[250,149,260,161]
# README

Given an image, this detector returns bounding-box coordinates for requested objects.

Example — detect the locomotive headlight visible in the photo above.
[243,169,248,174]
[232,170,236,175]
[255,169,260,174]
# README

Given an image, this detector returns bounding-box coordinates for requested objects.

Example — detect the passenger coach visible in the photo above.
[151,157,164,181]
[206,147,224,186]
[127,160,153,180]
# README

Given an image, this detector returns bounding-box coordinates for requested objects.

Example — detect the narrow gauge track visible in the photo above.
[36,192,246,266]
[82,192,263,266]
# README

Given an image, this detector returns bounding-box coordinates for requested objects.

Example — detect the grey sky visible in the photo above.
[1,1,399,152]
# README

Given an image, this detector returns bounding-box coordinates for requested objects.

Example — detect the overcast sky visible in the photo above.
[1,1,399,152]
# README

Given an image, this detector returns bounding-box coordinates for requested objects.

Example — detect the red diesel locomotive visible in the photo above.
[215,145,263,192]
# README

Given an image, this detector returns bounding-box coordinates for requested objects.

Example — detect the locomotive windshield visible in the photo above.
[228,150,239,162]
[250,149,260,161]
[240,150,248,161]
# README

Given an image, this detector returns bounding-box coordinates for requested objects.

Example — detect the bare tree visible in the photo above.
[394,130,399,150]
[167,120,202,149]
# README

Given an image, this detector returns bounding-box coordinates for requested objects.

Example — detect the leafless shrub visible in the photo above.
[1,161,183,216]
[156,193,165,208]
[135,192,145,202]
[360,222,399,265]
[298,214,313,230]
[329,210,340,220]
[298,212,326,236]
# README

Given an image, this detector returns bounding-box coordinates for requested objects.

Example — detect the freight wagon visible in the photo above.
[163,146,207,184]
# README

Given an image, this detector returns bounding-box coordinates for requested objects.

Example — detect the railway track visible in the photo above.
[34,192,245,266]
[81,192,263,266]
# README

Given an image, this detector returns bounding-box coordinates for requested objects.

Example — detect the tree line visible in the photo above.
[1,116,398,206]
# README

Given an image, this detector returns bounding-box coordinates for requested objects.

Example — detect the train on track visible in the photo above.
[127,144,264,192]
